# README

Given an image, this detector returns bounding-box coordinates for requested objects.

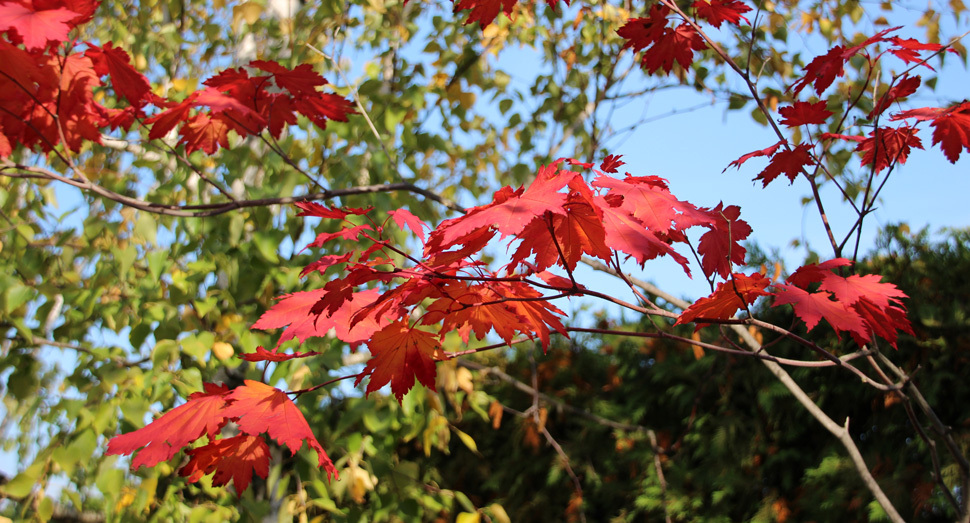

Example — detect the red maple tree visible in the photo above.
[3,1,967,514]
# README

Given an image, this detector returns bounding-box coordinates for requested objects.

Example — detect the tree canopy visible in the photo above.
[0,0,969,521]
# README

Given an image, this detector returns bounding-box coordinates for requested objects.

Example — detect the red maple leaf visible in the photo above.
[887,36,946,65]
[790,45,846,96]
[770,283,866,336]
[429,162,574,249]
[892,101,970,163]
[617,5,669,54]
[356,320,441,402]
[454,0,516,28]
[779,100,832,127]
[221,381,336,479]
[179,434,270,492]
[388,208,427,242]
[697,203,751,279]
[0,1,79,51]
[785,257,852,289]
[869,75,920,119]
[642,23,706,75]
[106,382,230,469]
[856,126,922,174]
[596,196,691,272]
[180,112,230,155]
[676,273,770,329]
[593,174,712,234]
[818,272,906,309]
[618,5,706,75]
[754,143,814,187]
[599,154,625,173]
[250,60,326,95]
[239,345,323,362]
[852,298,913,349]
[84,41,151,107]
[252,287,389,349]
[692,0,751,28]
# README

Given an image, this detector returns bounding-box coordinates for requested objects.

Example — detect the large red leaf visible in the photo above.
[106,382,230,469]
[252,287,388,349]
[770,283,867,337]
[84,41,150,107]
[221,381,336,479]
[430,162,574,249]
[0,1,79,50]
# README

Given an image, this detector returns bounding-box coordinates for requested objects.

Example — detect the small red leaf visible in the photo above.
[779,100,832,127]
[692,0,751,28]
[676,273,770,329]
[239,346,322,363]
[179,435,270,493]
[388,208,427,242]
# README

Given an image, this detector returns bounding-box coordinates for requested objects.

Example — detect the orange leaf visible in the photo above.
[357,320,441,402]
[676,273,770,329]
[221,381,337,479]
[106,383,230,469]
[179,434,270,492]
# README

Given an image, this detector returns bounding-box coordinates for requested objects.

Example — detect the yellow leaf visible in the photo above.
[233,1,262,29]
[211,342,234,361]
[453,427,478,453]
[456,513,480,523]
[456,367,474,395]
[487,504,511,523]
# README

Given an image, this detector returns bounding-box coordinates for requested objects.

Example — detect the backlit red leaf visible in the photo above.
[856,126,922,174]
[770,283,866,336]
[239,346,322,363]
[869,75,920,119]
[0,1,78,50]
[892,101,970,163]
[222,380,336,478]
[692,0,751,28]
[357,320,441,402]
[179,435,270,493]
[676,273,770,329]
[779,100,832,127]
[755,143,814,187]
[698,203,751,279]
[106,382,230,469]
[84,42,151,107]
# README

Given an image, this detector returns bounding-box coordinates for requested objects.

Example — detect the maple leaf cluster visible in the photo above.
[254,158,754,403]
[107,381,336,492]
[676,259,913,348]
[0,0,354,158]
[617,1,751,75]
[725,27,967,186]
